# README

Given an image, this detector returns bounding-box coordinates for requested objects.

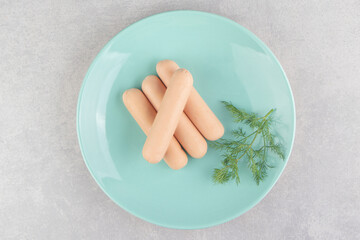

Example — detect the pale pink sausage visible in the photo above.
[142,69,193,163]
[122,88,187,170]
[156,60,224,141]
[142,75,207,158]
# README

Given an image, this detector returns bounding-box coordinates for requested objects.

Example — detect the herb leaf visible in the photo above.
[211,102,285,185]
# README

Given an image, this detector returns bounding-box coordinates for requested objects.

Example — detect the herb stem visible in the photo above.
[235,129,260,162]
[264,109,274,119]
[234,110,273,163]
[239,131,257,142]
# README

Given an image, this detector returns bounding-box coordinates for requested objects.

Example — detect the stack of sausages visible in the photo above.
[123,60,224,170]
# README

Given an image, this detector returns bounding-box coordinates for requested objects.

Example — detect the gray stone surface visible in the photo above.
[1,0,360,239]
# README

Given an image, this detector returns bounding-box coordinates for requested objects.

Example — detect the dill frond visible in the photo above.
[211,102,285,185]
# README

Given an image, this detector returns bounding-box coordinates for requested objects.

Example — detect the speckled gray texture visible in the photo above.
[1,1,360,239]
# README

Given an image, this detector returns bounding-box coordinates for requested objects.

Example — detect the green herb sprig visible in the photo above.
[210,101,285,185]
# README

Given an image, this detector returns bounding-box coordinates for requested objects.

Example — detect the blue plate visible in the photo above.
[77,10,296,229]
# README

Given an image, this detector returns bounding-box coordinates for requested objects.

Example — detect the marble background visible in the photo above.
[1,1,359,239]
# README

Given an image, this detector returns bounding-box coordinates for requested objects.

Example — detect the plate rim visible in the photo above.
[76,10,296,229]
